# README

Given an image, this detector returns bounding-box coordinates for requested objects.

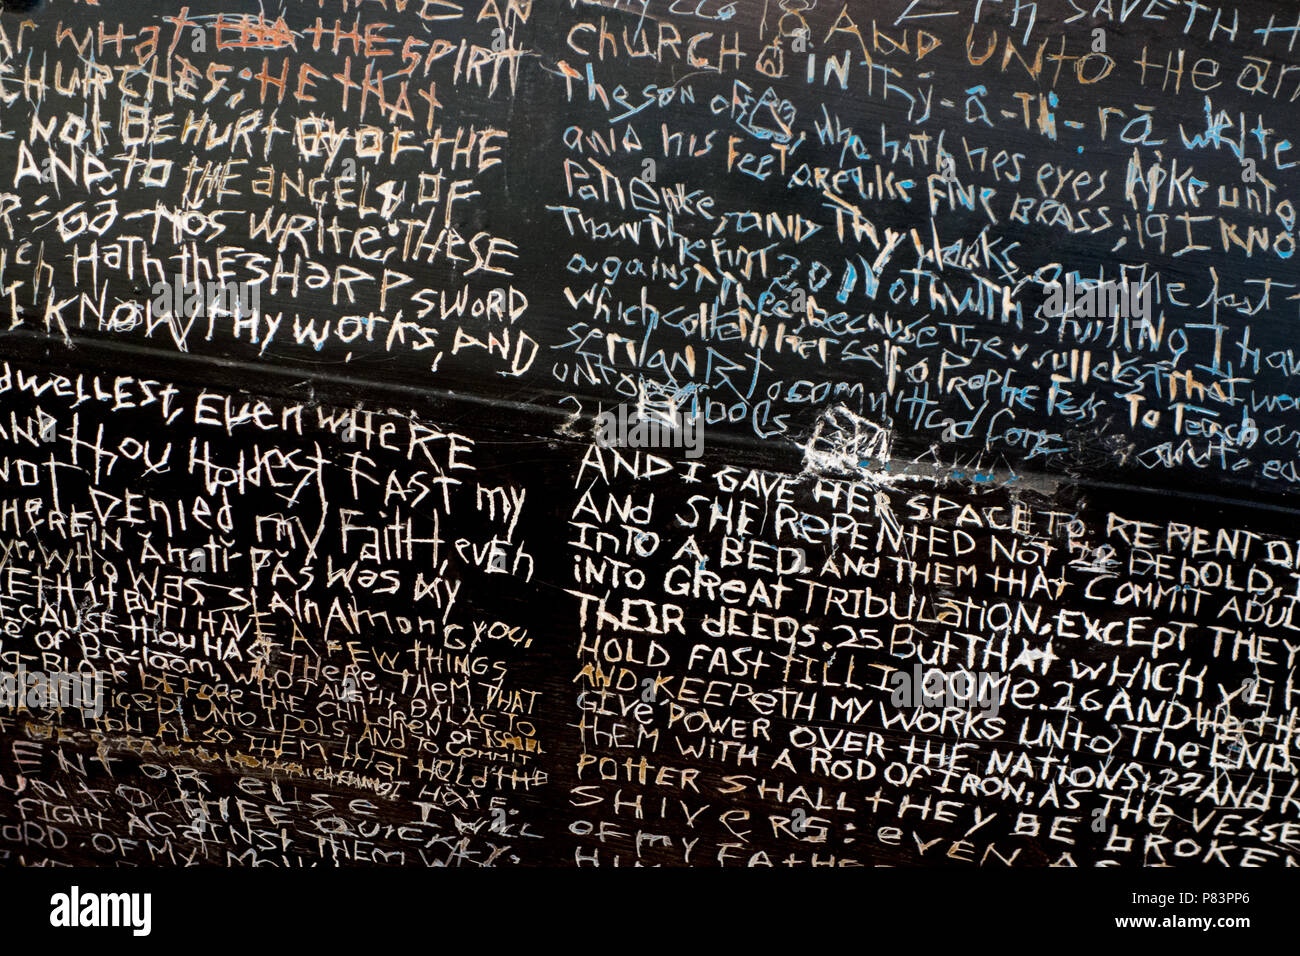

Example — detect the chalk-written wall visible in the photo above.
[0,0,1297,866]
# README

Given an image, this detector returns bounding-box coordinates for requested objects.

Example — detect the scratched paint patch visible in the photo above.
[801,405,892,477]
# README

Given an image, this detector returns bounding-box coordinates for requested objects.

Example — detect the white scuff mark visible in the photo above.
[801,405,892,477]
[1070,542,1120,574]
[799,409,927,576]
[554,401,586,439]
[799,405,932,496]
[803,406,1039,494]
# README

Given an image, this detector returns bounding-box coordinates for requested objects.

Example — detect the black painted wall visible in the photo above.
[0,0,1297,866]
